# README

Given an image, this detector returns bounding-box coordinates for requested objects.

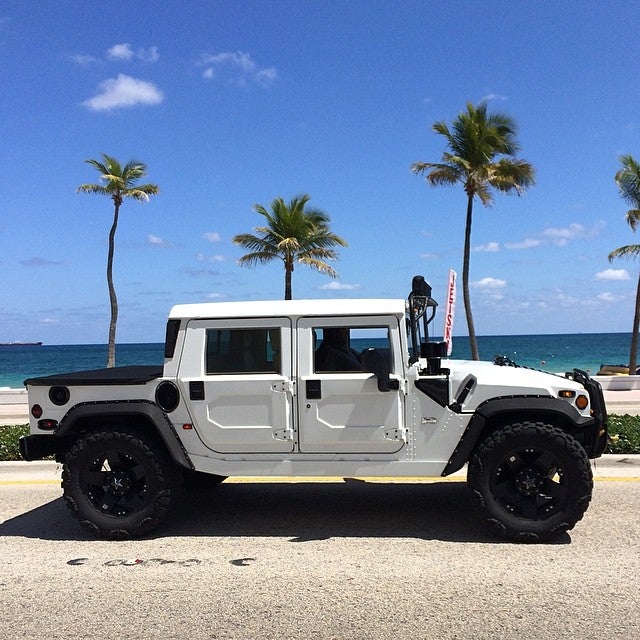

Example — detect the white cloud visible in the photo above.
[202,232,221,243]
[598,292,623,303]
[207,292,226,299]
[20,257,63,266]
[596,268,630,281]
[198,50,278,87]
[197,253,225,262]
[82,74,164,111]
[504,222,603,251]
[76,44,159,65]
[473,241,500,253]
[420,252,439,260]
[472,277,507,289]
[542,222,597,246]
[504,238,541,250]
[320,282,362,291]
[472,277,506,302]
[255,67,278,88]
[480,93,508,102]
[108,43,134,60]
[147,234,166,246]
[72,54,98,65]
[137,46,159,63]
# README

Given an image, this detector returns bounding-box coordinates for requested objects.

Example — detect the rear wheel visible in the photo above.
[62,429,181,539]
[467,422,593,542]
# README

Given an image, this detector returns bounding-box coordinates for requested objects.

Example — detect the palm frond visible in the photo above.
[298,257,339,277]
[625,210,640,231]
[77,184,109,195]
[616,155,640,210]
[233,195,347,297]
[609,244,640,262]
[413,102,534,208]
[236,251,283,266]
[80,154,158,203]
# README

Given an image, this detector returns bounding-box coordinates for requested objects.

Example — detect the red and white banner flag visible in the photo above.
[443,269,456,356]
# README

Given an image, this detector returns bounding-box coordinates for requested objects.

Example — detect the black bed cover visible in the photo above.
[24,365,164,387]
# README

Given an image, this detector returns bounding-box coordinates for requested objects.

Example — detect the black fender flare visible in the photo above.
[442,395,596,476]
[56,400,193,470]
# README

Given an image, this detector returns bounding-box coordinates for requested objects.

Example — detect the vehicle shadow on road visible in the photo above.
[0,480,570,544]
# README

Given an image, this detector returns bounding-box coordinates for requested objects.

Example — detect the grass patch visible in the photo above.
[1,417,639,461]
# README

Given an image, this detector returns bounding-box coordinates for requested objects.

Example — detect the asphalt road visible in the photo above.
[1,478,638,640]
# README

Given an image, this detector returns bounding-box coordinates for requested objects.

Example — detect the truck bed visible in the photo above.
[24,365,163,387]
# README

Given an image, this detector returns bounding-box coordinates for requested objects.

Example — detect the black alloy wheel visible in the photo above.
[467,422,593,542]
[62,429,181,539]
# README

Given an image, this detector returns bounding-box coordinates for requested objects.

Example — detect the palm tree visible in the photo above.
[608,154,640,374]
[78,154,159,367]
[232,195,347,300]
[412,102,535,360]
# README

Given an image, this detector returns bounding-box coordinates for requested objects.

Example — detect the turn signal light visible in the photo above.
[575,394,589,410]
[31,404,43,419]
[558,390,575,399]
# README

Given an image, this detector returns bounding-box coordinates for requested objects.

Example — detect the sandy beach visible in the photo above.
[2,380,640,426]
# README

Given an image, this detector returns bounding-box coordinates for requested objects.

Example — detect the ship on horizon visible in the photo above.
[0,341,43,346]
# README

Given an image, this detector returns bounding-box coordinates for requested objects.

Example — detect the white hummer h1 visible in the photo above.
[20,276,608,541]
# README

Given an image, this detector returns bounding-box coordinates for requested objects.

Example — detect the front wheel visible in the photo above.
[467,422,593,542]
[62,429,182,539]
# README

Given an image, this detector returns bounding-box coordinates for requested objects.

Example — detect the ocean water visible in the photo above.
[0,334,634,389]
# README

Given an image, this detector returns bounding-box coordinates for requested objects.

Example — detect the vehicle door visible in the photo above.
[296,316,406,454]
[178,318,294,454]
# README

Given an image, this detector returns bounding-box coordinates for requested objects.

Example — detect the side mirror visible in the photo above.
[361,348,398,392]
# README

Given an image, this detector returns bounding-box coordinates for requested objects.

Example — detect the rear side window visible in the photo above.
[205,328,281,374]
[164,319,181,359]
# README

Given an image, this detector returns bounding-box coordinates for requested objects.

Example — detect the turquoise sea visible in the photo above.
[0,333,633,389]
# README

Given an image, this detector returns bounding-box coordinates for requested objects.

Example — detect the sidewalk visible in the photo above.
[602,387,640,415]
[0,389,27,426]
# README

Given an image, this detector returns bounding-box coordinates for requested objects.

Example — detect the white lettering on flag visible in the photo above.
[443,269,456,356]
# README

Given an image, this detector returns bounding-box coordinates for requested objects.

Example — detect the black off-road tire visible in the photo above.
[62,429,182,539]
[467,422,593,542]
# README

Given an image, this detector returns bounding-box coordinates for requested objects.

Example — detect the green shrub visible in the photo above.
[0,424,28,461]
[605,414,640,454]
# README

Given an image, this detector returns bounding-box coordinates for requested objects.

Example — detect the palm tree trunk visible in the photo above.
[463,193,479,360]
[106,203,120,367]
[284,265,292,300]
[284,254,293,300]
[629,271,640,374]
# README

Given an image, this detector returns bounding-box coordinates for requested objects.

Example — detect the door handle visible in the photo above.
[306,379,322,400]
[189,381,205,401]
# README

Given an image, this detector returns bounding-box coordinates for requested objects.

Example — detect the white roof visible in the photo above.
[169,298,406,321]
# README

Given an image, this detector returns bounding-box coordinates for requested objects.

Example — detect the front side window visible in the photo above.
[205,328,281,374]
[314,326,391,373]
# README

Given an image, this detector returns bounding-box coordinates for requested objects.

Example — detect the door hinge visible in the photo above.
[384,428,405,441]
[273,428,294,441]
[272,379,295,395]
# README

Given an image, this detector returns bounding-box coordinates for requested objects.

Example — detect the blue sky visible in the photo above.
[1,0,640,344]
